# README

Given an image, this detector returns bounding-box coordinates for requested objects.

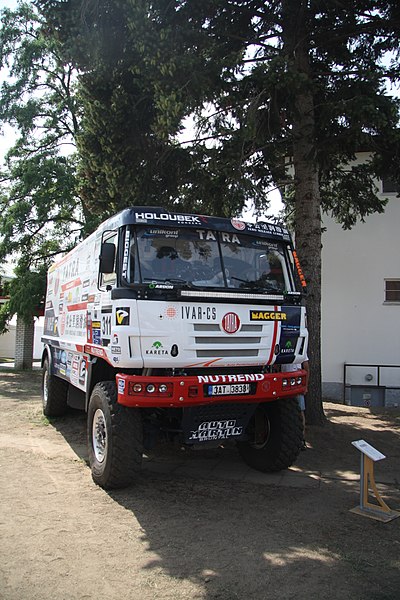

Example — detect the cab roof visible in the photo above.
[101,206,291,242]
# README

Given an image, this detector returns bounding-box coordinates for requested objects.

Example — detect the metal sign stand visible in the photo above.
[351,440,400,522]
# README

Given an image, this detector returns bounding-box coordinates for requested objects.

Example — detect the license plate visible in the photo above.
[208,384,250,396]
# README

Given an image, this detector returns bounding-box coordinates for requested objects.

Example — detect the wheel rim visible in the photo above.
[43,367,49,407]
[92,408,107,463]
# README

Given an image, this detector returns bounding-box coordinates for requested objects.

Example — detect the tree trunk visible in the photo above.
[292,101,325,425]
[282,1,325,425]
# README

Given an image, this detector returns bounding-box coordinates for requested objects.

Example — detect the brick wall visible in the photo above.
[14,316,34,370]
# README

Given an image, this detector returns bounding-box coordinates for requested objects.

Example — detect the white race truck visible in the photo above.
[41,207,308,489]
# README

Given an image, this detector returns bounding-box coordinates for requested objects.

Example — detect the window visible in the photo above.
[384,279,400,303]
[382,176,400,194]
[99,231,118,289]
[134,226,290,291]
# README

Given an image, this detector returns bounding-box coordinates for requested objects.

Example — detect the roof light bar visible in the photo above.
[179,290,284,302]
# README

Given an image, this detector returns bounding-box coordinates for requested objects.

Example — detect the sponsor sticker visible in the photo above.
[122,229,130,280]
[79,358,87,386]
[116,307,130,326]
[149,283,174,290]
[92,326,101,345]
[198,373,264,384]
[135,211,201,225]
[181,306,217,320]
[164,306,178,319]
[146,341,169,355]
[250,310,287,321]
[231,219,246,231]
[189,420,243,442]
[149,228,179,237]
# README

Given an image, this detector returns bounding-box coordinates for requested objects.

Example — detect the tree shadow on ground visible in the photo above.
[3,370,398,599]
[105,467,399,600]
[47,395,400,600]
[301,403,400,488]
[0,368,42,398]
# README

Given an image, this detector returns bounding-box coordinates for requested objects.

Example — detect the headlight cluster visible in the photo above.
[282,376,303,388]
[128,382,173,396]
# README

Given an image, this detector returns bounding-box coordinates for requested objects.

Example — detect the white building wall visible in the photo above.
[0,316,44,361]
[321,192,400,401]
[0,323,16,359]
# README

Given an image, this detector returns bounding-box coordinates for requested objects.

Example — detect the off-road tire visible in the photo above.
[237,398,303,472]
[87,381,143,489]
[42,357,69,417]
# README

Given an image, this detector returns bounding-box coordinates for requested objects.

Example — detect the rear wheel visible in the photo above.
[42,357,68,417]
[237,398,303,472]
[87,381,143,489]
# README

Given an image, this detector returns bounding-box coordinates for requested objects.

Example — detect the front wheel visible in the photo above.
[42,357,68,417]
[237,398,303,472]
[87,381,143,489]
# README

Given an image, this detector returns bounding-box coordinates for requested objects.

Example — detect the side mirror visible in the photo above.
[99,242,116,274]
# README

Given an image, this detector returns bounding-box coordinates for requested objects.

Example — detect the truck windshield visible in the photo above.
[133,226,289,292]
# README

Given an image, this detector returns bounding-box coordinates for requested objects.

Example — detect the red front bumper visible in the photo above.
[116,370,307,408]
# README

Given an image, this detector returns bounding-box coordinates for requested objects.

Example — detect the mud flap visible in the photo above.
[182,403,257,445]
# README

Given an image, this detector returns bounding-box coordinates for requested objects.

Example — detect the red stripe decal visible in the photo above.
[66,302,88,312]
[61,278,82,292]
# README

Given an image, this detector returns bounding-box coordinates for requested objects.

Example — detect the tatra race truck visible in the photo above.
[41,207,308,489]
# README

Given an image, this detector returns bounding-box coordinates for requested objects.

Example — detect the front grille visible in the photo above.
[197,349,259,357]
[194,324,262,333]
[195,337,261,345]
[193,324,220,331]
[192,321,265,359]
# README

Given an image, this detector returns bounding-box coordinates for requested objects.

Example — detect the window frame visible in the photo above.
[384,279,400,304]
[98,230,118,291]
[382,176,400,194]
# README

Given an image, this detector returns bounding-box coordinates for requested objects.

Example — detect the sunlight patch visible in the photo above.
[263,547,339,566]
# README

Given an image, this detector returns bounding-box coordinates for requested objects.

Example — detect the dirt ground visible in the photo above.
[0,370,399,600]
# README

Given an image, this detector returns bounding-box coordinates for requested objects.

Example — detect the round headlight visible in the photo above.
[146,384,156,393]
[158,384,168,393]
[133,383,142,393]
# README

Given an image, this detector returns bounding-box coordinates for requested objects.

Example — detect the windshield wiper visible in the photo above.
[231,276,283,293]
[231,276,263,290]
[143,277,192,286]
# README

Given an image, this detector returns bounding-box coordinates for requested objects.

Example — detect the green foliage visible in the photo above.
[321,163,386,229]
[0,152,82,266]
[0,298,12,334]
[38,1,400,224]
[7,262,46,324]
[0,1,85,324]
[0,261,45,331]
[39,0,254,217]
